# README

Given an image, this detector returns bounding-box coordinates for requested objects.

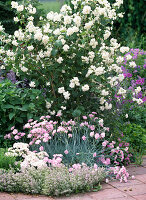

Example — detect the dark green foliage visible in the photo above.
[0,0,19,34]
[0,79,46,147]
[109,0,146,48]
[122,123,146,153]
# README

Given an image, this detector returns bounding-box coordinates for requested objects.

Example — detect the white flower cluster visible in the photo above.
[58,87,70,100]
[5,142,48,171]
[1,0,135,116]
[69,77,80,88]
[5,143,29,157]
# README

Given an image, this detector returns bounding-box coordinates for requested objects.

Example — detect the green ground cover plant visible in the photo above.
[0,148,19,170]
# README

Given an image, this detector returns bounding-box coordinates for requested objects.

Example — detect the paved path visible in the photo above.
[0,157,146,200]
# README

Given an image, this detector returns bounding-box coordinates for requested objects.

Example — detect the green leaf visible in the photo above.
[72,109,82,117]
[2,104,14,109]
[54,40,62,47]
[27,113,33,120]
[9,112,15,120]
[16,118,23,123]
[51,48,58,56]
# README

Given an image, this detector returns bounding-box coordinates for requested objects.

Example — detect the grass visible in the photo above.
[38,1,62,13]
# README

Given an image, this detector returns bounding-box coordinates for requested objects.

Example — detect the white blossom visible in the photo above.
[29,81,36,88]
[82,84,89,92]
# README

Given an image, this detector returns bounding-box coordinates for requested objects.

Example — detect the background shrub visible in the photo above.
[109,0,146,48]
[0,79,46,147]
[0,0,44,35]
[122,123,146,153]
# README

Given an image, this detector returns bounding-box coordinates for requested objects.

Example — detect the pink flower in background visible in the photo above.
[20,132,25,137]
[101,132,105,138]
[90,125,95,130]
[13,129,18,135]
[90,131,94,137]
[64,150,69,154]
[28,119,33,122]
[39,146,44,151]
[68,134,72,138]
[105,158,110,165]
[11,126,15,130]
[43,157,49,162]
[35,140,41,144]
[14,135,20,140]
[82,135,86,141]
[102,140,108,147]
[89,114,94,118]
[94,163,98,169]
[95,133,99,139]
[83,116,87,119]
[93,152,96,157]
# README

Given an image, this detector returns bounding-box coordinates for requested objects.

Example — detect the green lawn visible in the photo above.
[39,1,62,13]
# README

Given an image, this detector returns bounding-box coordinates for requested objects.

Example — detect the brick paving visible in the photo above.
[0,156,146,200]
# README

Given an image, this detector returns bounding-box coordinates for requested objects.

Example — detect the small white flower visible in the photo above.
[120,47,130,53]
[61,106,66,110]
[126,54,132,60]
[21,66,28,72]
[82,84,89,92]
[34,31,43,41]
[11,1,18,9]
[46,82,50,86]
[46,101,52,109]
[29,81,36,88]
[42,35,49,45]
[125,114,128,118]
[135,86,141,94]
[17,5,24,12]
[101,90,109,96]
[83,5,91,14]
[129,61,136,68]
[116,56,124,63]
[63,44,69,52]
[14,17,19,22]
[0,25,4,32]
[63,91,70,99]
[58,87,65,94]
[118,87,126,96]
[56,57,63,64]
[136,98,143,105]
[50,110,56,115]
[27,45,34,51]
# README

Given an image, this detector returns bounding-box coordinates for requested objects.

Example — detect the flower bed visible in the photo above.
[0,0,145,197]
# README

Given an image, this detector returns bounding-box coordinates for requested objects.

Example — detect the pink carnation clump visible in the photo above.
[111,166,129,182]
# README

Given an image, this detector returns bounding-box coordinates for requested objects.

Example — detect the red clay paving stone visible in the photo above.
[55,193,93,200]
[0,192,15,200]
[101,183,114,190]
[11,193,54,200]
[135,174,146,183]
[111,197,135,200]
[142,159,146,167]
[88,188,128,199]
[117,183,146,196]
[108,179,143,188]
[133,194,146,200]
[127,167,146,175]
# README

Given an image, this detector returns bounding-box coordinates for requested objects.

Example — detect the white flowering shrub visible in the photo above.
[0,0,133,119]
